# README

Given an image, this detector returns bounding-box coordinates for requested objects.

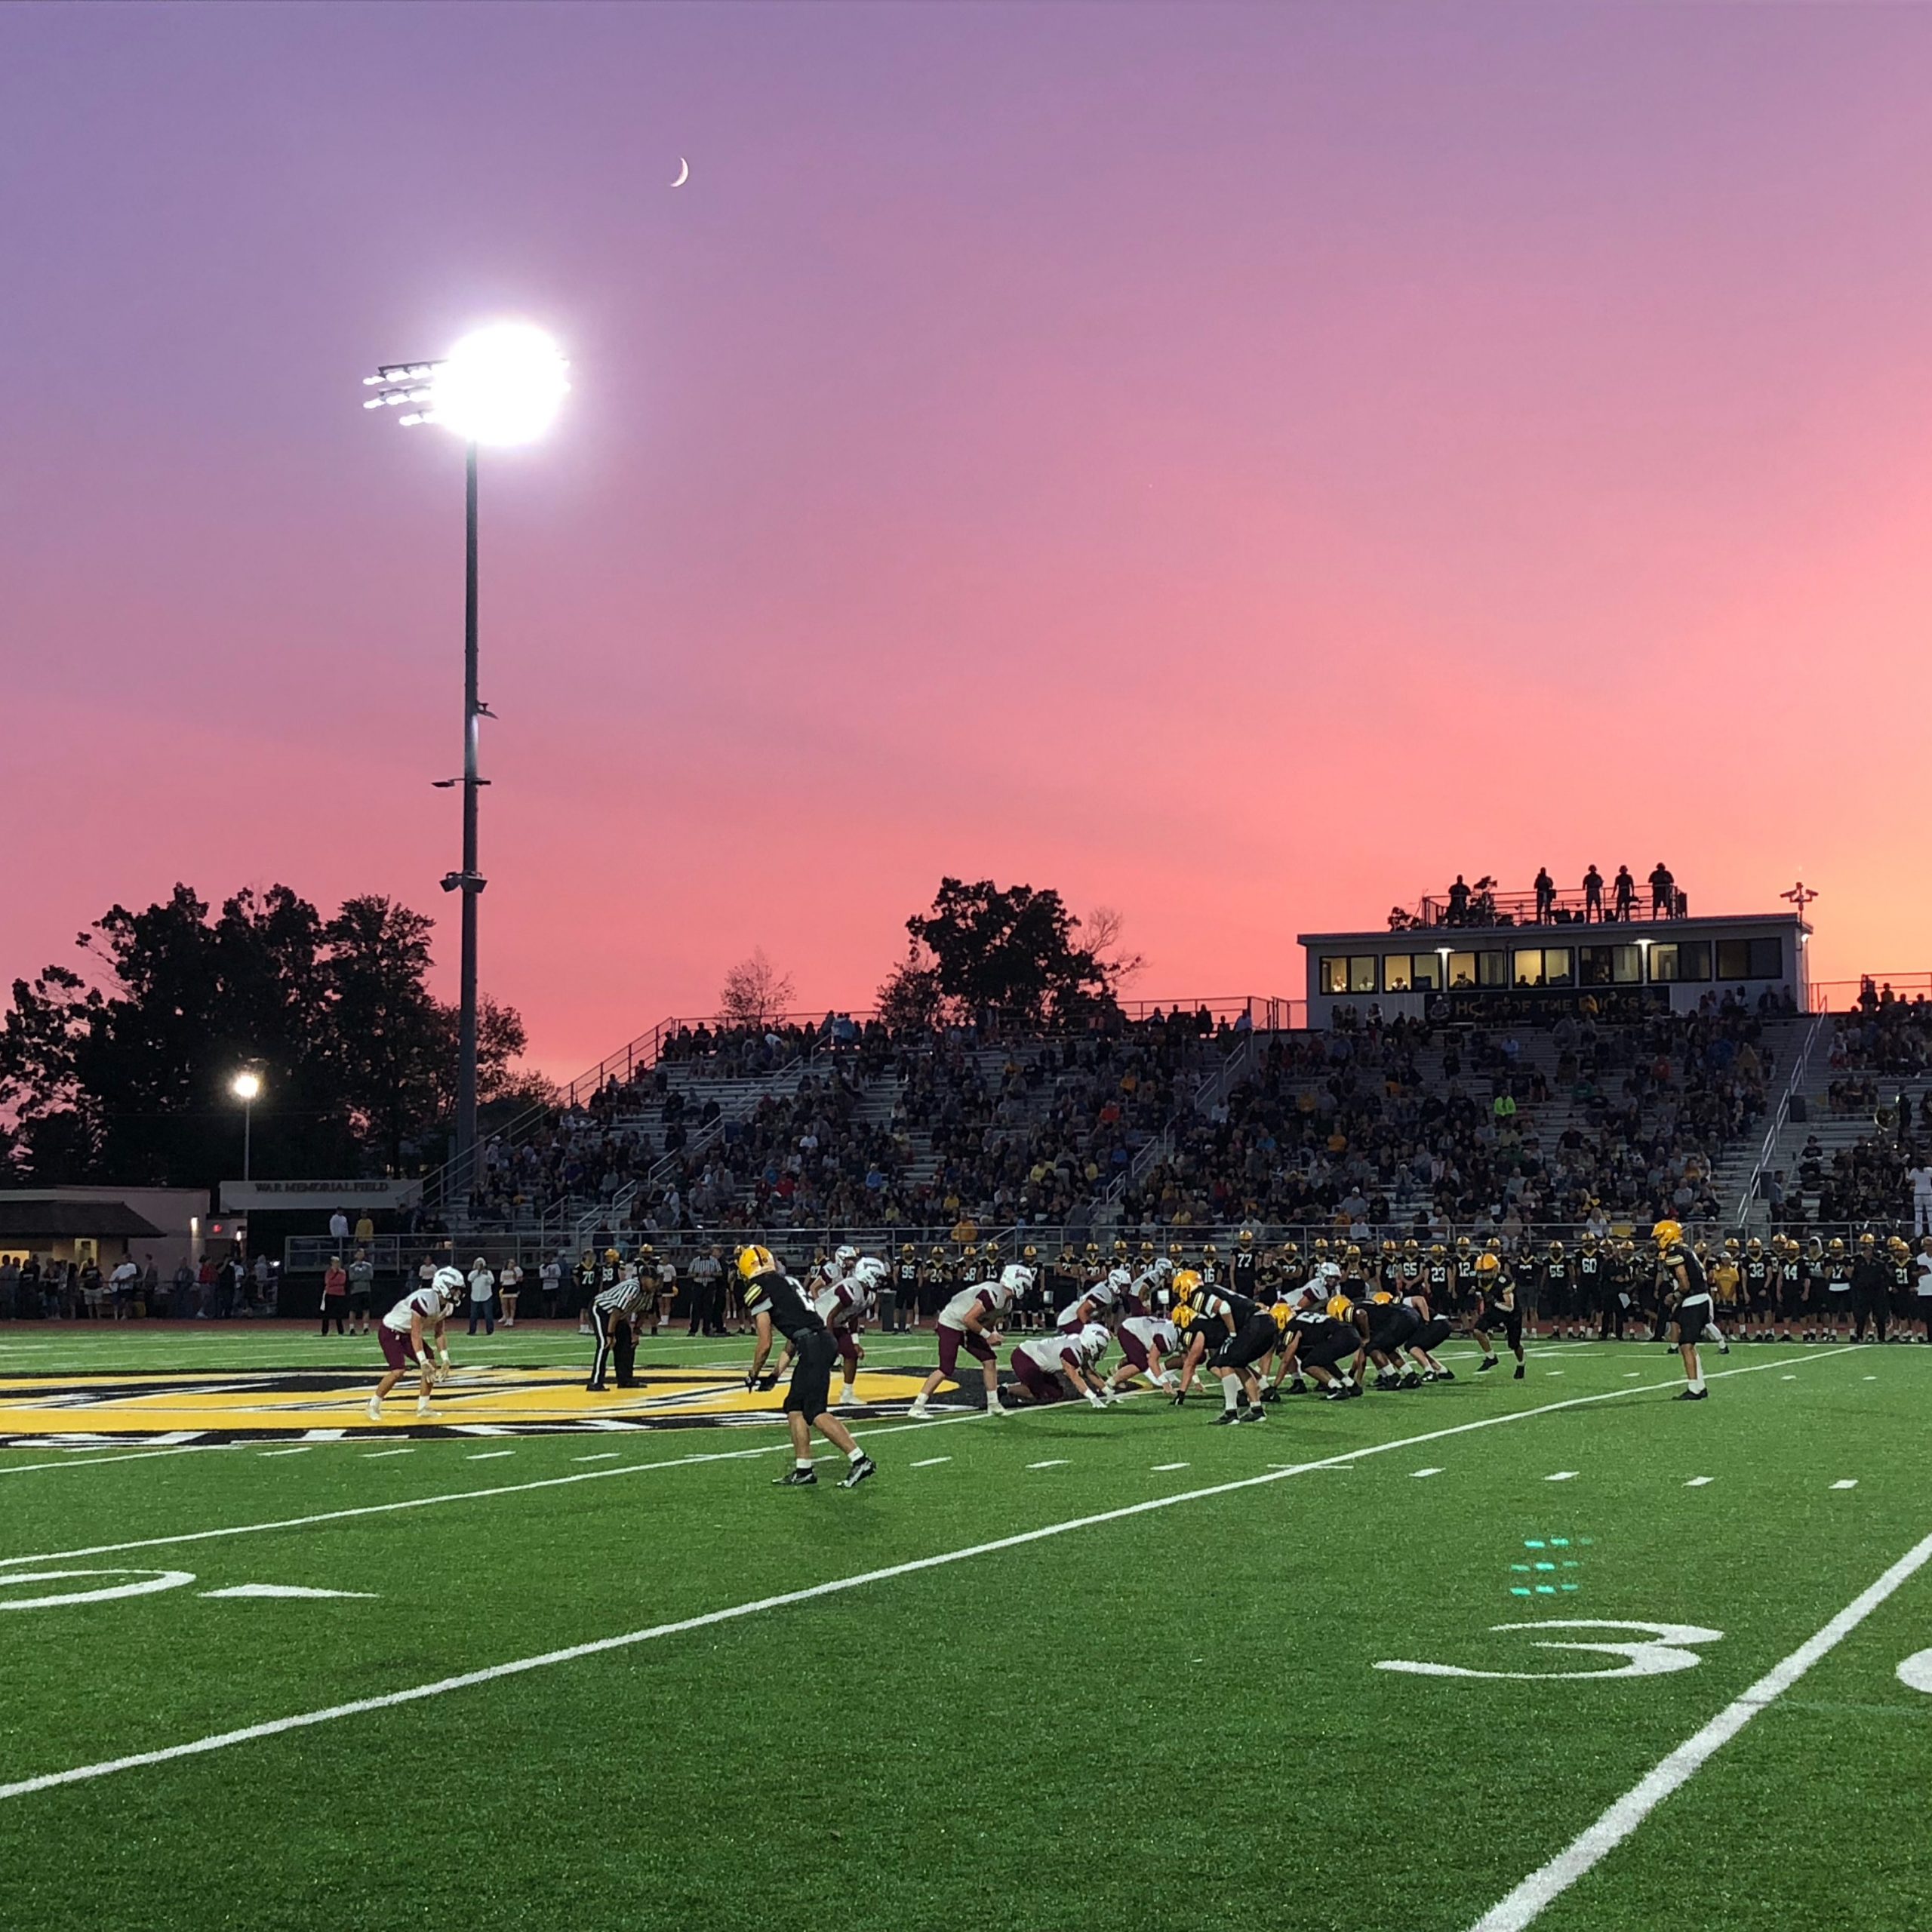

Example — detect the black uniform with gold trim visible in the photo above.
[743,1266,838,1417]
[1663,1241,1712,1347]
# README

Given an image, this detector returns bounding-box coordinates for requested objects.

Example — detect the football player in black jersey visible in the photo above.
[739,1247,877,1487]
[1469,1253,1525,1379]
[1654,1219,1712,1401]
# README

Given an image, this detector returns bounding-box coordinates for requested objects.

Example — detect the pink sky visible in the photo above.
[8,3,1932,1075]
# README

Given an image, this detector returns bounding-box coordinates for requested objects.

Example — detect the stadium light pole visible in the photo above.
[361,325,569,1207]
[230,1069,263,1183]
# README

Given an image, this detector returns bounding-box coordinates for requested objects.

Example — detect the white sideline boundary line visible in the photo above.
[0,1445,235,1478]
[0,1350,1852,1802]
[1466,1524,1932,1931]
[0,1352,1850,1574]
[0,1407,996,1569]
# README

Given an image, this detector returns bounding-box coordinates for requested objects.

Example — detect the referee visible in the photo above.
[739,1245,876,1489]
[588,1262,646,1392]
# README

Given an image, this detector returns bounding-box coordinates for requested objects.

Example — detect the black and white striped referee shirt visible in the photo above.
[593,1275,647,1316]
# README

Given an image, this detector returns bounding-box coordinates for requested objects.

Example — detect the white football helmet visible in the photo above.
[834,1244,858,1271]
[432,1266,465,1307]
[1107,1266,1132,1292]
[851,1257,888,1292]
[1078,1321,1110,1361]
[1000,1263,1035,1296]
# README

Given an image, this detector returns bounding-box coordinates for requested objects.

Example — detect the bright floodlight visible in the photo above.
[230,1071,263,1102]
[428,322,570,446]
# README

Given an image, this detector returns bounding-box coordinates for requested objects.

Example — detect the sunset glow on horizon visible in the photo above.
[11,3,1932,1075]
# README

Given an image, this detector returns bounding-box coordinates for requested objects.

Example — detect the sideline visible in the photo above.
[0,1349,1854,1801]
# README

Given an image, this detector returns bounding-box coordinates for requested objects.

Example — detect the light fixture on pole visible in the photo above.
[361,323,568,1205]
[230,1069,263,1183]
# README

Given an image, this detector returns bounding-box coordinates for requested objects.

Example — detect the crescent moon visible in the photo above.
[671,156,689,187]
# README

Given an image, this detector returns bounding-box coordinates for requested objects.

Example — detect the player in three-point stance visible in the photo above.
[908,1263,1031,1418]
[1103,1306,1183,1396]
[368,1265,463,1422]
[1003,1322,1115,1408]
[739,1246,877,1488]
[1654,1217,1712,1401]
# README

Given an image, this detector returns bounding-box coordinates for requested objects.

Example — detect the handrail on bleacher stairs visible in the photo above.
[1731,1009,1827,1231]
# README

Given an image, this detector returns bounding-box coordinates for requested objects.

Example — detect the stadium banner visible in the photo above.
[220,1178,423,1213]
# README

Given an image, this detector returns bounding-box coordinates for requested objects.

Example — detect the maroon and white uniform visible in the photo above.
[1117,1312,1180,1375]
[1058,1266,1131,1334]
[935,1278,1014,1378]
[817,1258,884,1371]
[1008,1324,1109,1401]
[377,1279,456,1373]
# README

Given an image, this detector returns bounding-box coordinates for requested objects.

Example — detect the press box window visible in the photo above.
[1717,937,1785,980]
[1447,951,1478,990]
[1649,942,1711,984]
[1579,944,1641,987]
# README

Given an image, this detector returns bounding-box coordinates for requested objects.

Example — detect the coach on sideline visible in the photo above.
[739,1246,876,1490]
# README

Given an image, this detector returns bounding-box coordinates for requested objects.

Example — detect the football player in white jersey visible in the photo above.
[908,1263,1030,1417]
[1057,1264,1132,1334]
[1004,1321,1114,1407]
[820,1254,885,1406]
[368,1266,463,1422]
[1103,1309,1182,1395]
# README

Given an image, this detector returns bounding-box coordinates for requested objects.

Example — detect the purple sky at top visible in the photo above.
[8,2,1932,1073]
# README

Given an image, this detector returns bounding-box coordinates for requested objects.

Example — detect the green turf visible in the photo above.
[3,1336,1929,1931]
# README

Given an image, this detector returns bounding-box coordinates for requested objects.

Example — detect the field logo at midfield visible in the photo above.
[1376,1620,1725,1681]
[0,1364,934,1445]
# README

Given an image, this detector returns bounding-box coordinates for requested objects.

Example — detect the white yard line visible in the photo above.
[1466,1525,1932,1931]
[0,1407,997,1569]
[0,1444,235,1478]
[0,1352,1859,1802]
[0,1351,1855,1578]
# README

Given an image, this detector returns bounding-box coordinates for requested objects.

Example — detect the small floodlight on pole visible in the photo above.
[230,1069,263,1183]
[361,324,568,1206]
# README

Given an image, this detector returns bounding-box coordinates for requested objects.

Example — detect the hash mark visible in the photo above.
[573,1452,620,1463]
[1027,1460,1070,1469]
[1411,1467,1444,1478]
[1152,1462,1190,1472]
[466,1451,515,1461]
[910,1457,951,1468]
[1830,1479,1858,1490]
[1546,1471,1580,1482]
[1684,1476,1714,1487]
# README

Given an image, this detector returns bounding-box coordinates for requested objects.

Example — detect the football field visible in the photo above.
[2,1327,1929,1932]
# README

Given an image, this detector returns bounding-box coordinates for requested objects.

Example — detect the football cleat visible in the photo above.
[1322,1387,1350,1402]
[1476,1358,1498,1374]
[986,1394,1009,1416]
[1673,1389,1709,1402]
[1234,1404,1266,1423]
[1260,1386,1281,1404]
[1436,1367,1456,1381]
[1513,1364,1525,1380]
[1212,1409,1241,1425]
[1400,1371,1423,1389]
[837,1455,877,1489]
[774,1466,819,1485]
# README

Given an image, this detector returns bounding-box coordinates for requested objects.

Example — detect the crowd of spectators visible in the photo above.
[1112,996,1777,1238]
[441,992,1807,1255]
